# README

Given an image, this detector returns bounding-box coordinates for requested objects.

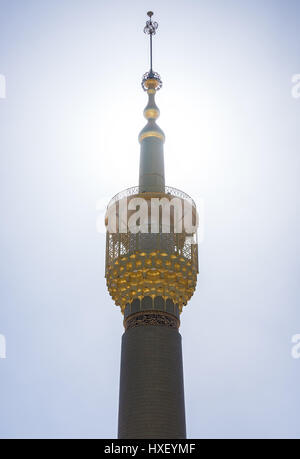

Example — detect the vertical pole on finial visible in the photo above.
[144,11,158,76]
[142,12,162,91]
[147,11,154,73]
[150,34,153,73]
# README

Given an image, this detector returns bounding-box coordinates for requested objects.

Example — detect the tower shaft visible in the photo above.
[139,81,165,193]
[118,323,186,439]
[139,135,165,193]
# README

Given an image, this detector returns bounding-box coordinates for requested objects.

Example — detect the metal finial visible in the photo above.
[142,12,162,91]
[144,12,158,36]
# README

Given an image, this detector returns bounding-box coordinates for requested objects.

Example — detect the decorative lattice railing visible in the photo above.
[105,186,198,313]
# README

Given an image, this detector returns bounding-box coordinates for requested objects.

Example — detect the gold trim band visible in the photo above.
[144,109,160,120]
[144,79,160,90]
[139,131,165,143]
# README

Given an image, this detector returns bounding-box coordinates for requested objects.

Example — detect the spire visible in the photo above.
[139,12,165,193]
[105,11,199,440]
[142,11,163,91]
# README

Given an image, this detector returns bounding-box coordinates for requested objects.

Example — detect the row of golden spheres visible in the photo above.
[106,250,198,312]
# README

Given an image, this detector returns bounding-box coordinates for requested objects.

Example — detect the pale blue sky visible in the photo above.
[0,0,299,438]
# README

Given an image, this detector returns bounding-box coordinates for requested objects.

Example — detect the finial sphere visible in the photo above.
[142,71,163,91]
[147,11,154,18]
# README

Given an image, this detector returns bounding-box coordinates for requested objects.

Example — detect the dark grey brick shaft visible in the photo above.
[118,325,186,439]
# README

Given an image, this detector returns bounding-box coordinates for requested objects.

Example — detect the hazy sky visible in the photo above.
[0,0,299,438]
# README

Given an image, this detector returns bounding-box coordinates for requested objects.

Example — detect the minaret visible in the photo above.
[105,12,199,439]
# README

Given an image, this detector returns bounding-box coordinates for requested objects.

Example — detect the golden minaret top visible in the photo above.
[105,12,199,320]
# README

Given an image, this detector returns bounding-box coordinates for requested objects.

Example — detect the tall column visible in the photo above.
[118,305,186,439]
[104,11,198,440]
